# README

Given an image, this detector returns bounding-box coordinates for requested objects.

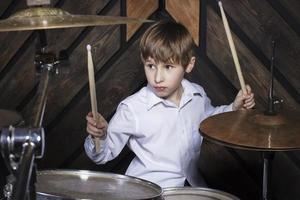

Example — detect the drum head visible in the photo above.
[163,187,239,200]
[36,170,162,200]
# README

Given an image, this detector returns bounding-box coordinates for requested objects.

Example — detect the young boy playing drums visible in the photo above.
[84,20,255,187]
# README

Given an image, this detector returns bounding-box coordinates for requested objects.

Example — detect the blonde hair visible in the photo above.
[140,20,195,68]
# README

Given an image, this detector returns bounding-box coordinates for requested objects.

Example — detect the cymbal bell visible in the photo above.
[0,7,153,32]
[200,109,300,151]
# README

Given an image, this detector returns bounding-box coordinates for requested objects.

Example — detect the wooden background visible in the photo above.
[0,0,299,199]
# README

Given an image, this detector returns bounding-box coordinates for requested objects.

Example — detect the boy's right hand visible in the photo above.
[86,112,108,139]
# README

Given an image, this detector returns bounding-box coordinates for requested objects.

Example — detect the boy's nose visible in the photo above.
[155,69,164,83]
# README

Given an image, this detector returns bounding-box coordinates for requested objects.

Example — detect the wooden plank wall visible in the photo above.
[0,0,299,199]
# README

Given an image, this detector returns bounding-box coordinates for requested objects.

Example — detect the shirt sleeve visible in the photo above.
[84,102,136,164]
[202,91,233,119]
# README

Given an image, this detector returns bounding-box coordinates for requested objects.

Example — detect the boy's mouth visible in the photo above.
[154,86,166,92]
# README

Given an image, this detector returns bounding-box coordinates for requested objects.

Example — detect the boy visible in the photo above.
[84,20,255,188]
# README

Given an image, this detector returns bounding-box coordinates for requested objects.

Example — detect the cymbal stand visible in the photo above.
[261,39,282,200]
[30,30,56,127]
[29,30,69,127]
[26,31,68,200]
[262,152,275,200]
[265,40,276,116]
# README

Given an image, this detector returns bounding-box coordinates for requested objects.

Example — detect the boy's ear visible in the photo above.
[185,57,195,73]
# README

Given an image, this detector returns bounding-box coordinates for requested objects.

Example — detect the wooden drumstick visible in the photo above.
[218,1,247,94]
[87,44,100,153]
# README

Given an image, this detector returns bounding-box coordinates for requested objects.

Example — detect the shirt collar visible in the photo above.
[146,85,164,110]
[146,79,201,110]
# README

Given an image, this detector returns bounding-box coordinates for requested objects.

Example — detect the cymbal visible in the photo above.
[0,7,152,32]
[199,109,300,151]
[0,109,23,128]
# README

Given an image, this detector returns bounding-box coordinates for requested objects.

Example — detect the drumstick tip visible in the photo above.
[87,44,91,51]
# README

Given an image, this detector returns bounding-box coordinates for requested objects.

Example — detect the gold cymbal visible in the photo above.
[200,109,300,151]
[0,7,153,32]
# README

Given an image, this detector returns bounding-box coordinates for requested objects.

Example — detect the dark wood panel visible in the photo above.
[226,148,262,185]
[21,0,116,125]
[219,0,300,96]
[0,0,14,17]
[41,26,120,126]
[67,146,134,175]
[271,152,300,200]
[0,44,36,109]
[270,0,300,34]
[39,38,146,168]
[285,151,300,170]
[0,0,110,113]
[45,0,111,53]
[0,0,61,107]
[279,0,300,24]
[199,140,260,200]
[0,0,32,74]
[0,31,31,74]
[206,6,299,111]
[0,0,61,74]
[186,53,235,106]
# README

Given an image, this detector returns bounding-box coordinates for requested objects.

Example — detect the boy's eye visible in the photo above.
[146,64,155,69]
[165,65,174,70]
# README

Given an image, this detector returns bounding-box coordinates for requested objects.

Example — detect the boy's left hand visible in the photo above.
[232,85,255,111]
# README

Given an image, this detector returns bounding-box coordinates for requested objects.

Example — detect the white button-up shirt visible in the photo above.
[85,79,232,188]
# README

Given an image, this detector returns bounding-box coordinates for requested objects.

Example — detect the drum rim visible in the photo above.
[37,169,163,199]
[163,187,240,200]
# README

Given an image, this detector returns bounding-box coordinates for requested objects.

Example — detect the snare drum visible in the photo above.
[163,187,240,200]
[36,170,163,200]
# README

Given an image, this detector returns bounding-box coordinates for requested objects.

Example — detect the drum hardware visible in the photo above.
[1,19,72,200]
[200,38,298,200]
[200,110,300,200]
[0,110,24,199]
[261,39,279,200]
[265,40,284,116]
[163,187,240,200]
[0,126,44,200]
[0,2,152,199]
[30,31,67,127]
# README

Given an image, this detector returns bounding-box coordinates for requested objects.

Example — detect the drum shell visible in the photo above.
[36,170,163,200]
[162,187,240,200]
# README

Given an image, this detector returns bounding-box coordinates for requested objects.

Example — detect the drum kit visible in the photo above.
[0,0,299,200]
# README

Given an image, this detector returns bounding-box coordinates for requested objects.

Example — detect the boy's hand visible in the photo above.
[232,85,255,111]
[86,112,108,139]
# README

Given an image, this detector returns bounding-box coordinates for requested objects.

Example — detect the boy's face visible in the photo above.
[144,57,195,103]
